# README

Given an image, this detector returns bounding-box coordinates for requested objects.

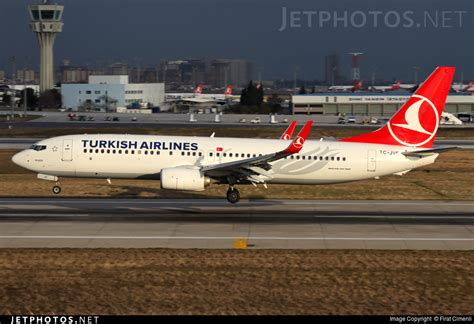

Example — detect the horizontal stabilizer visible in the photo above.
[402,146,459,158]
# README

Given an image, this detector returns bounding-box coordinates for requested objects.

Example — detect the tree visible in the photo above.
[38,89,62,109]
[298,86,307,95]
[240,81,264,107]
[1,93,11,106]
[18,88,38,109]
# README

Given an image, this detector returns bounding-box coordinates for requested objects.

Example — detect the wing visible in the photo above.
[202,121,313,184]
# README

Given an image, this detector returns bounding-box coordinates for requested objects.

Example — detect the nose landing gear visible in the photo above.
[226,186,240,204]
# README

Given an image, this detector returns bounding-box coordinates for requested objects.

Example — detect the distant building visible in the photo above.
[292,93,474,115]
[210,59,253,88]
[0,70,5,82]
[61,75,165,112]
[159,60,206,87]
[110,63,129,76]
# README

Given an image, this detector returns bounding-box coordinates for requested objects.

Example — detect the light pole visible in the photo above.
[413,66,420,84]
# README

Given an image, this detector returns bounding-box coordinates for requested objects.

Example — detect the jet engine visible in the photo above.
[160,167,210,191]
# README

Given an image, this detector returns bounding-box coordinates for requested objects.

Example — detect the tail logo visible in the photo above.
[282,134,291,140]
[387,94,439,147]
[294,136,305,148]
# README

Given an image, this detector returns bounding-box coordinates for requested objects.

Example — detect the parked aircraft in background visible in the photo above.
[12,67,457,203]
[451,81,474,93]
[369,80,401,92]
[328,80,363,92]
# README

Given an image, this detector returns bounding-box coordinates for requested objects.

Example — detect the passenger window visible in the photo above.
[325,156,329,160]
[343,157,346,161]
[181,152,185,156]
[95,149,99,153]
[331,157,334,161]
[83,149,87,153]
[113,150,116,154]
[118,150,122,154]
[169,151,173,155]
[337,157,340,161]
[125,150,128,154]
[144,151,148,155]
[210,152,213,157]
[319,156,323,161]
[107,149,110,154]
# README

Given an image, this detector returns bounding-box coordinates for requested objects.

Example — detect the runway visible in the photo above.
[0,198,472,250]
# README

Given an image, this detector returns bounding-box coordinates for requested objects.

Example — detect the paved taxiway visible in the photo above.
[0,199,472,250]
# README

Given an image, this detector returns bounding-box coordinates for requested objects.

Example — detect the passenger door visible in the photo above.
[367,150,376,172]
[62,139,73,161]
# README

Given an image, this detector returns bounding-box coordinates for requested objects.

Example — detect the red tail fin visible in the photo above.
[224,85,233,96]
[340,66,455,148]
[194,84,205,94]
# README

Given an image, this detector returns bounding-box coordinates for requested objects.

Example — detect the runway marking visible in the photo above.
[0,235,472,241]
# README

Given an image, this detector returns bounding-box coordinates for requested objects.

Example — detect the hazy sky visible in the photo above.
[1,0,473,82]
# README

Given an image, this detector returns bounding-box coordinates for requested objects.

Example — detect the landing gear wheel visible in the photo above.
[226,187,240,204]
[52,185,61,195]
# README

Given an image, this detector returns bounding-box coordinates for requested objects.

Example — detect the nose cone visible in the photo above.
[12,151,27,169]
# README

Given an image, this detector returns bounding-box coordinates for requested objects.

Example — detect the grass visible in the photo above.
[1,149,473,200]
[0,249,471,315]
[0,114,41,122]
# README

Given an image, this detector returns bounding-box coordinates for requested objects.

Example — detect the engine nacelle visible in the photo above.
[160,167,210,191]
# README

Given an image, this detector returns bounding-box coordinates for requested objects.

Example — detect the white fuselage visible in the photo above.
[12,134,438,185]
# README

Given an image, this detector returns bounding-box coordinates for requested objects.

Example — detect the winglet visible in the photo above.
[282,121,313,154]
[280,120,298,140]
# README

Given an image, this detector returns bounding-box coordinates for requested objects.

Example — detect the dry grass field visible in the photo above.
[0,249,472,315]
[1,148,473,200]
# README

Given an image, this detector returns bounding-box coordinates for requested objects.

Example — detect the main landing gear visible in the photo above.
[226,186,240,204]
[52,183,61,195]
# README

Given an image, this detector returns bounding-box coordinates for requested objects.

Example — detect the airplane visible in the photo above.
[165,84,205,101]
[328,80,363,92]
[369,80,401,92]
[167,85,233,105]
[451,81,474,93]
[12,66,457,203]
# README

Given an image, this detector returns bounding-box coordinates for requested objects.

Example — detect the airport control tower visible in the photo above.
[28,0,64,93]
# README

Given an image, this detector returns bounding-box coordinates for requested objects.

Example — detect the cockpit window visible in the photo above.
[30,145,47,151]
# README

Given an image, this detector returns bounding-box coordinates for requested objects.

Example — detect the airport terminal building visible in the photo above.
[292,93,474,116]
[61,75,165,111]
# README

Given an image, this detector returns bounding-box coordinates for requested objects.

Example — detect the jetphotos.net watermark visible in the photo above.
[278,8,468,31]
